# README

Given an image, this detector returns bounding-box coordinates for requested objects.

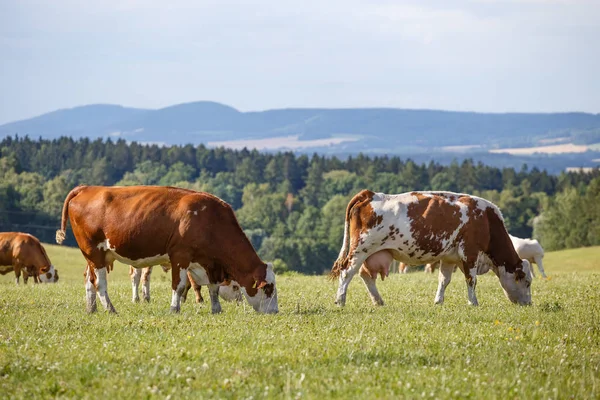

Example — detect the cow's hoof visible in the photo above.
[143,297,150,303]
[170,306,180,313]
[87,305,97,314]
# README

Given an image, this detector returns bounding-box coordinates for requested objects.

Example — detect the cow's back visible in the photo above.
[66,186,238,264]
[0,232,50,269]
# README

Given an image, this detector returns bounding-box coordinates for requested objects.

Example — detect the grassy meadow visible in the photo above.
[1,244,599,399]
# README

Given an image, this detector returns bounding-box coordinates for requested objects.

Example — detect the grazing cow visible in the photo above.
[0,232,59,284]
[56,185,278,314]
[509,235,547,278]
[331,190,533,306]
[398,262,438,274]
[129,265,242,304]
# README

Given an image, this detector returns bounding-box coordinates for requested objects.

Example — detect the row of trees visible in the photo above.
[1,136,599,274]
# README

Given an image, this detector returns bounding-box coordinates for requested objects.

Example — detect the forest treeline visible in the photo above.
[1,136,599,274]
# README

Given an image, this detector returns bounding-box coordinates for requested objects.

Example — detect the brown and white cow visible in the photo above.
[0,232,59,284]
[509,234,547,278]
[56,185,278,314]
[331,190,533,306]
[129,265,242,304]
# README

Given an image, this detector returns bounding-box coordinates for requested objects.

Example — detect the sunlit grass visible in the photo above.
[0,245,598,398]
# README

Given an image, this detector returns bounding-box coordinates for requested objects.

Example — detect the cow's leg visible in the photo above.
[85,266,98,313]
[335,255,368,307]
[434,263,455,305]
[462,262,479,306]
[169,259,189,313]
[534,256,547,278]
[359,269,384,306]
[130,266,142,303]
[181,280,191,303]
[141,267,152,302]
[399,262,407,274]
[22,270,29,285]
[190,274,204,303]
[13,266,21,285]
[95,267,116,313]
[208,284,222,314]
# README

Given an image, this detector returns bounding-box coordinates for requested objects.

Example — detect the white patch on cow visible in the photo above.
[98,238,169,268]
[194,211,198,215]
[131,267,142,302]
[201,205,207,211]
[242,262,278,314]
[0,265,13,273]
[38,264,56,283]
[188,263,210,285]
[218,281,243,302]
[170,268,189,311]
[95,268,111,310]
[337,220,349,260]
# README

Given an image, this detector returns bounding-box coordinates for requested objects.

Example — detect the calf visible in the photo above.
[331,190,532,306]
[0,232,59,284]
[129,265,242,304]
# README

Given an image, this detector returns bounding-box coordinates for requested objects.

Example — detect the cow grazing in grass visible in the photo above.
[129,265,242,304]
[56,185,278,314]
[509,235,547,278]
[0,232,59,284]
[331,190,533,306]
[398,262,438,274]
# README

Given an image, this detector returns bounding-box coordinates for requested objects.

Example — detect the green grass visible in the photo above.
[1,245,599,399]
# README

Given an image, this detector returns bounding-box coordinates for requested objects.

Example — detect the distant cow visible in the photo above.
[398,262,439,274]
[129,265,242,304]
[0,232,59,284]
[56,185,278,314]
[509,235,547,278]
[331,190,532,306]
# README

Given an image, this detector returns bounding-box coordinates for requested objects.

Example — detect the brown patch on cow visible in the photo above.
[484,208,523,274]
[406,193,462,257]
[262,283,275,298]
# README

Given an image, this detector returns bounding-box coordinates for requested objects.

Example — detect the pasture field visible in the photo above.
[1,245,599,399]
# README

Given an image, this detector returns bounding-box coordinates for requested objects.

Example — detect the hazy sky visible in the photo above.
[1,0,599,124]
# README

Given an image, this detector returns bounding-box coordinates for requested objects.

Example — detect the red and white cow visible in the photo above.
[56,185,278,314]
[509,234,547,278]
[129,265,242,304]
[331,190,533,306]
[0,232,59,284]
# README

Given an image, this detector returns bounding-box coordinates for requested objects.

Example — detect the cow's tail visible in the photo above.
[56,186,86,245]
[329,190,374,279]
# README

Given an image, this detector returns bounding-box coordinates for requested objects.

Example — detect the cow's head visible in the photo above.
[218,280,243,302]
[243,263,278,314]
[39,264,59,283]
[498,259,532,305]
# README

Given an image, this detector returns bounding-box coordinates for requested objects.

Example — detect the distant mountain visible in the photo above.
[1,102,600,154]
[0,104,150,139]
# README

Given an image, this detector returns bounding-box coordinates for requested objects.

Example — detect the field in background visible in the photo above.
[1,244,599,398]
[489,143,590,155]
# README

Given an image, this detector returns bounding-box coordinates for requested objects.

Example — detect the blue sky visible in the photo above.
[1,0,598,124]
